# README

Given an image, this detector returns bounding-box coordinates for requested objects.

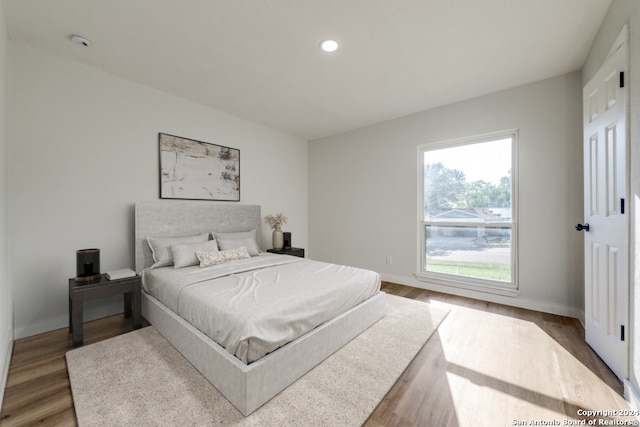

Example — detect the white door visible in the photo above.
[581,27,628,381]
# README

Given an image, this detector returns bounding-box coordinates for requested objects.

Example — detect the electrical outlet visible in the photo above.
[386,255,392,265]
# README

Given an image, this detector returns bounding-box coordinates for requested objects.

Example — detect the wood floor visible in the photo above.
[0,282,632,426]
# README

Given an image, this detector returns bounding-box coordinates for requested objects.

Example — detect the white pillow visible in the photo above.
[217,237,260,255]
[171,240,219,269]
[212,230,260,256]
[196,247,251,267]
[147,233,209,269]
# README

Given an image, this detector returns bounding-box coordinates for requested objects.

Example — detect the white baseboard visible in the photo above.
[624,379,640,421]
[381,273,585,320]
[14,312,69,340]
[14,298,124,339]
[0,327,14,413]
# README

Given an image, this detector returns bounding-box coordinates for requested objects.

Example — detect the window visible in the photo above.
[417,131,517,294]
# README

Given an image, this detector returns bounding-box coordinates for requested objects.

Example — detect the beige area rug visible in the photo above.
[66,294,449,426]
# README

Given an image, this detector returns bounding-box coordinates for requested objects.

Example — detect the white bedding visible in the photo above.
[142,253,381,364]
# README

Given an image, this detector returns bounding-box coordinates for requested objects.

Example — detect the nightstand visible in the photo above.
[68,274,142,346]
[267,247,305,258]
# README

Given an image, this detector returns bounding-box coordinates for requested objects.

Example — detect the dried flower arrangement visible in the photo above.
[263,213,288,230]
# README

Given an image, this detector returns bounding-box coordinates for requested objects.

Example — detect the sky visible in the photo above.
[423,137,512,185]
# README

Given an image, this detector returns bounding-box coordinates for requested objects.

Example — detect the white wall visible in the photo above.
[309,72,584,318]
[8,42,308,339]
[581,0,640,409]
[0,0,12,411]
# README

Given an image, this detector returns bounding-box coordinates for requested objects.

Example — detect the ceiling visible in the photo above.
[2,0,612,140]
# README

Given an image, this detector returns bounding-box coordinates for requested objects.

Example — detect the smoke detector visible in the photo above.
[70,35,91,47]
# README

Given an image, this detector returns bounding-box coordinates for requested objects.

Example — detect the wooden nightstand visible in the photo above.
[267,247,305,258]
[68,274,142,346]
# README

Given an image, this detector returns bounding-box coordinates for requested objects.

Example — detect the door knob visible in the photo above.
[575,223,590,232]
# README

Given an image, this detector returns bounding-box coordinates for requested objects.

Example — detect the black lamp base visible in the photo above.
[76,249,100,282]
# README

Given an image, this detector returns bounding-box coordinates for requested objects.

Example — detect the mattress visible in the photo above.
[142,253,381,364]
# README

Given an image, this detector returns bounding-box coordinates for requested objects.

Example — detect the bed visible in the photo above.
[134,201,386,416]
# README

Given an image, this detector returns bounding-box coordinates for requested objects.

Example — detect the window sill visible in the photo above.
[414,272,520,298]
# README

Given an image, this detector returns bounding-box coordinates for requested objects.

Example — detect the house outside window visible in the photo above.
[417,131,518,295]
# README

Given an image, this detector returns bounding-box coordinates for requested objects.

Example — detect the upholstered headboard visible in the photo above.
[134,201,262,272]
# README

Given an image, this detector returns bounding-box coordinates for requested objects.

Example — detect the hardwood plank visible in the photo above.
[3,369,70,416]
[364,283,631,426]
[0,388,73,427]
[0,283,632,426]
[5,355,67,389]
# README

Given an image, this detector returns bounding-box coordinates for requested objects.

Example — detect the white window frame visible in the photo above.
[416,130,519,297]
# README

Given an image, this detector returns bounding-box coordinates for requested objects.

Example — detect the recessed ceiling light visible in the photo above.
[320,40,339,53]
[70,34,91,47]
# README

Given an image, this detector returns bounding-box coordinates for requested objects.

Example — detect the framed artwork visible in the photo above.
[159,133,240,201]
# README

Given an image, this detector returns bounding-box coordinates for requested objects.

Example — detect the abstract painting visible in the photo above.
[159,133,240,201]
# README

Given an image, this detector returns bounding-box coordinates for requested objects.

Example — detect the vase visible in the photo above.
[272,227,284,250]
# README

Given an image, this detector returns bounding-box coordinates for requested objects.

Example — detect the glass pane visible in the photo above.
[424,138,512,221]
[425,225,511,283]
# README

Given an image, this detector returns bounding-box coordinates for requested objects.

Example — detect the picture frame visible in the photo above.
[159,133,240,201]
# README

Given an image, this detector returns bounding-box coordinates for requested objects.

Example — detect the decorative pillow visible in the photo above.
[212,230,260,256]
[196,247,251,267]
[171,240,219,269]
[147,233,209,269]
